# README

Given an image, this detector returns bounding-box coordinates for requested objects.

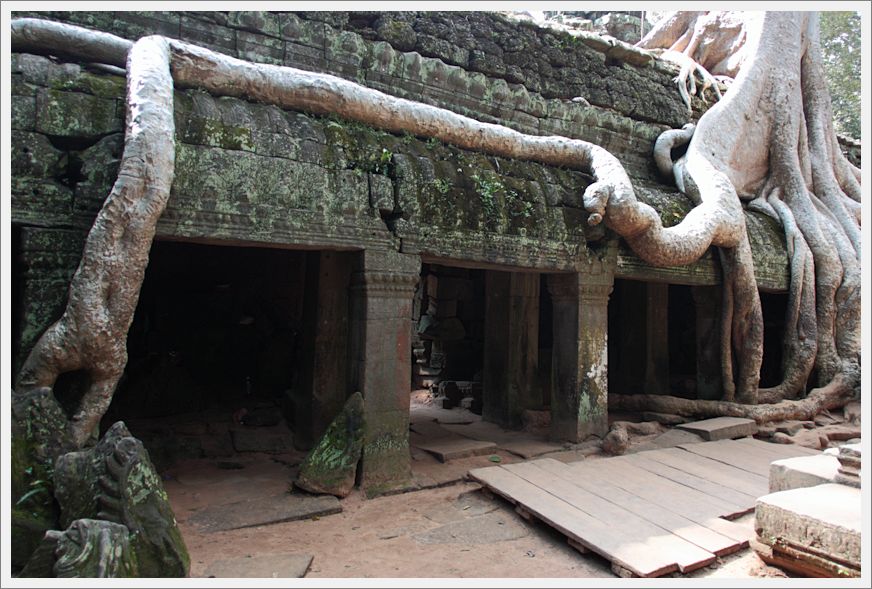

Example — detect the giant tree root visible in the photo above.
[632,12,861,405]
[609,375,855,424]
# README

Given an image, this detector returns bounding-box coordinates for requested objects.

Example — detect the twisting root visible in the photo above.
[623,12,860,416]
[13,27,174,446]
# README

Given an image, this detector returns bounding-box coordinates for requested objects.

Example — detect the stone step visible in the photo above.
[755,484,861,577]
[768,454,840,493]
[676,417,757,441]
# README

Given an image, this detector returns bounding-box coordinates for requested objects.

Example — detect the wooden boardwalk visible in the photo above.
[468,438,819,578]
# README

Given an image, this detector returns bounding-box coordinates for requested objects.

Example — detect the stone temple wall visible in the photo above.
[10,11,791,369]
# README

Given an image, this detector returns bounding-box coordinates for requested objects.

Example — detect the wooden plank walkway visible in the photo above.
[468,437,818,578]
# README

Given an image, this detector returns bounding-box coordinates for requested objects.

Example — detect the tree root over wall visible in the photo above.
[11,13,861,450]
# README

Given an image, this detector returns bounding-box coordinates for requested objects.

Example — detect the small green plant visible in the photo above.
[432,178,452,194]
[374,147,393,173]
[472,173,501,219]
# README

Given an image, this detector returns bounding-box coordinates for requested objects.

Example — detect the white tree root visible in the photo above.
[14,30,174,446]
[610,373,854,424]
[622,11,861,415]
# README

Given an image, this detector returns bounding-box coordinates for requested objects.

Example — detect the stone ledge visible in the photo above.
[676,417,758,441]
[755,483,861,571]
[768,454,840,493]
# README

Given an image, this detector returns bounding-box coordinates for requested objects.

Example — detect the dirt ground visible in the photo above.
[160,392,860,580]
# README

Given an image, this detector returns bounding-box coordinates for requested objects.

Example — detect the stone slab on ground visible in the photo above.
[441,420,564,458]
[411,432,497,462]
[677,417,757,441]
[632,428,704,452]
[205,553,313,578]
[189,493,341,533]
[501,439,566,459]
[769,454,839,493]
[412,511,529,545]
[755,483,861,573]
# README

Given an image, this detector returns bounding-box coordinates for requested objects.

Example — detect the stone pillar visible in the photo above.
[482,271,540,428]
[692,286,723,400]
[295,251,353,449]
[547,247,615,443]
[644,283,670,395]
[348,249,420,497]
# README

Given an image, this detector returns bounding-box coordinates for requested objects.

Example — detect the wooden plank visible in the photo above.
[468,465,679,577]
[568,460,752,543]
[733,436,821,458]
[612,453,744,517]
[531,458,743,557]
[612,455,753,517]
[677,440,774,477]
[502,461,717,573]
[642,448,769,498]
[722,437,810,460]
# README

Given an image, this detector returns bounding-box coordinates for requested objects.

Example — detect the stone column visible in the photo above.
[692,286,723,400]
[295,251,354,448]
[482,271,540,428]
[547,247,615,443]
[644,283,670,395]
[348,249,420,497]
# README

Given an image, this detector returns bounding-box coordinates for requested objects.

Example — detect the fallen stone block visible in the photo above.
[755,484,861,577]
[676,416,757,441]
[774,421,803,436]
[771,432,794,445]
[769,454,839,493]
[295,392,364,498]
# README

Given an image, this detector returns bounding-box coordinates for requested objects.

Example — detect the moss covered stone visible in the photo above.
[10,388,74,570]
[36,88,121,138]
[52,422,190,577]
[20,519,139,578]
[296,392,365,498]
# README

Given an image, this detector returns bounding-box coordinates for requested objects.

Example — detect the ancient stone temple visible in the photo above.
[9,11,858,514]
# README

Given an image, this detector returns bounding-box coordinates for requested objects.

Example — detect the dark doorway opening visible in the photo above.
[411,263,486,413]
[668,284,697,398]
[759,291,788,389]
[102,240,309,470]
